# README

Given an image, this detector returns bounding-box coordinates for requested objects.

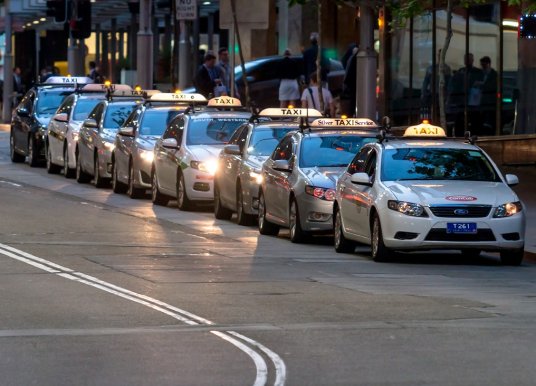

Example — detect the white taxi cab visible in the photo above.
[152,96,251,209]
[333,121,526,265]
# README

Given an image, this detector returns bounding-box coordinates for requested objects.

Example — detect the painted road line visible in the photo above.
[0,243,286,386]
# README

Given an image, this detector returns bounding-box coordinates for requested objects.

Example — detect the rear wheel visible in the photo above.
[236,185,255,226]
[46,144,61,174]
[151,170,169,206]
[334,207,356,253]
[63,144,75,178]
[94,154,108,188]
[127,162,145,199]
[214,181,232,219]
[112,160,127,194]
[28,136,40,167]
[500,248,524,266]
[258,191,279,236]
[176,172,194,211]
[289,198,308,243]
[371,214,391,262]
[76,150,91,183]
[10,133,25,163]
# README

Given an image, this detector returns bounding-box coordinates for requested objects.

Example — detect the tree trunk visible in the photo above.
[230,0,250,107]
[439,0,453,132]
[317,0,325,113]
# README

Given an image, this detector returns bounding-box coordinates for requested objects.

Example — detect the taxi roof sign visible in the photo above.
[80,83,132,93]
[149,92,207,103]
[310,118,378,128]
[207,96,242,107]
[44,76,93,85]
[403,122,446,138]
[258,107,323,118]
[109,88,159,98]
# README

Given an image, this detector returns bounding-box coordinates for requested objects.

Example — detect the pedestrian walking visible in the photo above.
[301,72,335,117]
[302,32,329,86]
[278,49,301,108]
[477,56,498,135]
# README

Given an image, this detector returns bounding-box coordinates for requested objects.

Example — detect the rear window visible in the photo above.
[73,98,102,121]
[139,108,184,136]
[248,127,296,156]
[103,103,139,130]
[35,90,72,116]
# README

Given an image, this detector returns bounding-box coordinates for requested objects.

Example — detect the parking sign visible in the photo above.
[176,0,197,20]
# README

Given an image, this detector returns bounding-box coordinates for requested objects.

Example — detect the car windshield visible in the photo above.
[248,127,296,156]
[103,103,139,130]
[139,108,184,136]
[381,148,501,182]
[187,118,249,145]
[300,135,377,168]
[35,90,72,116]
[73,98,102,121]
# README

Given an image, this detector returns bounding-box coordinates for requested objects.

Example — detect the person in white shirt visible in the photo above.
[300,72,335,117]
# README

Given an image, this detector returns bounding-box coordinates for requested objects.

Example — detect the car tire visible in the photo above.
[214,181,232,219]
[500,248,524,266]
[94,154,108,188]
[371,214,391,262]
[127,162,145,199]
[112,160,127,194]
[258,190,279,236]
[46,144,61,174]
[334,207,356,253]
[151,170,169,206]
[27,135,40,167]
[176,171,194,211]
[76,150,91,183]
[63,144,75,178]
[236,184,255,226]
[10,132,25,163]
[289,198,308,243]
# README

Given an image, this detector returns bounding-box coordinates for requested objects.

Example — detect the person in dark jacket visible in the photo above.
[194,52,223,99]
[302,32,329,85]
[478,56,498,135]
[278,49,301,108]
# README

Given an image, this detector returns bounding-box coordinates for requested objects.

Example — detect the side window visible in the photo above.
[272,136,294,161]
[163,117,184,143]
[88,104,104,126]
[228,125,246,145]
[56,96,74,116]
[364,150,377,179]
[20,92,34,112]
[122,109,141,130]
[236,126,249,152]
[347,147,371,174]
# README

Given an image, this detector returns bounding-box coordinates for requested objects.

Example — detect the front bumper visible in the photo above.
[296,193,334,232]
[184,168,215,201]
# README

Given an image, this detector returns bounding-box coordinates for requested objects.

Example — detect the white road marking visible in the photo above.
[0,243,286,386]
[0,180,22,187]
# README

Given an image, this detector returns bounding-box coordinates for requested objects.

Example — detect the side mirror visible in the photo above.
[505,174,519,187]
[16,108,30,117]
[53,113,68,123]
[350,172,372,186]
[223,144,241,156]
[118,126,135,137]
[83,118,98,129]
[273,159,291,172]
[162,138,179,149]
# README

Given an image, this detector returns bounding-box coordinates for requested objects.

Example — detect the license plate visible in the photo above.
[447,222,477,234]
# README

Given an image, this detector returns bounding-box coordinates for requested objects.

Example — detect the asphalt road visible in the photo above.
[1,131,536,386]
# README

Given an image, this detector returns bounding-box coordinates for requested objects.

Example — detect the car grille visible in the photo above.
[425,228,496,242]
[429,205,492,218]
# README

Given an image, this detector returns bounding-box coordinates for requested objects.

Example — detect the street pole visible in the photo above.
[230,24,236,98]
[356,1,377,120]
[2,0,14,123]
[277,0,288,54]
[178,20,191,89]
[137,0,153,89]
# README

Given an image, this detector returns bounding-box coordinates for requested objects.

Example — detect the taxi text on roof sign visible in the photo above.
[311,118,377,128]
[403,121,446,138]
[44,76,93,84]
[81,84,133,92]
[150,92,207,102]
[207,96,242,107]
[258,107,323,118]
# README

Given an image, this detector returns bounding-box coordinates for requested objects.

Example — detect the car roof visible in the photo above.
[252,121,300,130]
[143,104,188,111]
[187,111,251,120]
[380,139,480,151]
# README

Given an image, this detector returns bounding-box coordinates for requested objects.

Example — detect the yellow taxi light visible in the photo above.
[207,96,242,107]
[104,80,112,87]
[175,89,182,94]
[149,92,207,102]
[341,115,348,119]
[258,107,323,118]
[134,85,142,92]
[288,104,294,109]
[403,122,446,137]
[310,117,377,128]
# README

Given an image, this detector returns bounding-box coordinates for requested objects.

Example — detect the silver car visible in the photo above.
[258,118,380,243]
[214,121,298,225]
[76,97,142,187]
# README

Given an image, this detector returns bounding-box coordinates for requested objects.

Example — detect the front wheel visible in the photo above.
[10,133,25,163]
[371,214,391,262]
[28,135,40,167]
[127,162,145,199]
[94,154,108,188]
[236,185,255,226]
[258,191,279,236]
[500,248,524,266]
[46,144,61,174]
[334,207,356,253]
[176,172,194,211]
[151,170,169,206]
[214,181,232,219]
[112,161,127,194]
[63,145,75,178]
[289,198,308,243]
[76,150,91,183]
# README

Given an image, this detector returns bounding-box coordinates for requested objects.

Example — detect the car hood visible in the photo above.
[247,155,269,171]
[301,166,346,188]
[384,180,519,206]
[37,116,50,127]
[189,145,224,161]
[101,129,118,143]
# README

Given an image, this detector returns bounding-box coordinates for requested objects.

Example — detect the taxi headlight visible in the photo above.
[388,200,427,217]
[250,171,263,184]
[104,142,115,151]
[305,185,336,201]
[139,148,154,163]
[493,201,522,218]
[191,159,218,175]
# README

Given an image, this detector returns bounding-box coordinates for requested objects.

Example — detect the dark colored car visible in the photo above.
[187,55,345,109]
[10,76,93,167]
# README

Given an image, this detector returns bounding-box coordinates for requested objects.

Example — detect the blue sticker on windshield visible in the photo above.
[468,151,481,157]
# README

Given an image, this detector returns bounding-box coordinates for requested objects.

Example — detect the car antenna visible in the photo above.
[377,116,391,143]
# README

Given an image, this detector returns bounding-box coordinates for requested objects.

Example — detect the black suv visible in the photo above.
[10,76,93,166]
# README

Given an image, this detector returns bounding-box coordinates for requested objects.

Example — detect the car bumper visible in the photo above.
[184,168,215,201]
[99,148,113,178]
[381,211,526,251]
[297,193,334,232]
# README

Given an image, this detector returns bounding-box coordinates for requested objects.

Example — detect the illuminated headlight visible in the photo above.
[388,200,428,217]
[305,185,336,201]
[71,132,79,141]
[493,201,522,218]
[139,148,154,163]
[191,159,218,175]
[103,142,115,151]
[250,170,263,184]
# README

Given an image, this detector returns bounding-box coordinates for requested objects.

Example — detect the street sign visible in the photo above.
[176,0,197,20]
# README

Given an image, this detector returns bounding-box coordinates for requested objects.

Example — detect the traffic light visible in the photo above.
[46,0,68,23]
[70,0,91,40]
